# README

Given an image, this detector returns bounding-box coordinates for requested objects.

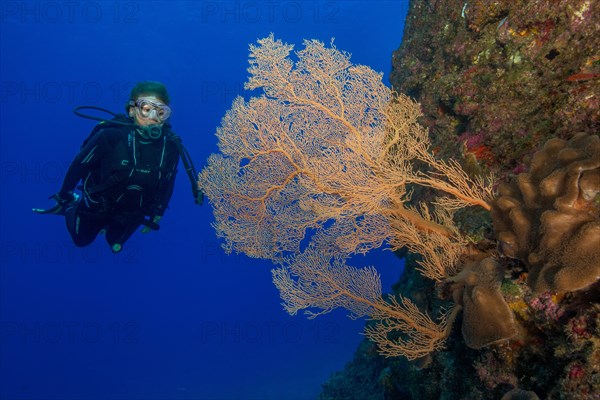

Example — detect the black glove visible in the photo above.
[32,191,79,215]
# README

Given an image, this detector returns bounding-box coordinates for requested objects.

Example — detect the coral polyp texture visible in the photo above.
[493,133,600,293]
[390,0,599,175]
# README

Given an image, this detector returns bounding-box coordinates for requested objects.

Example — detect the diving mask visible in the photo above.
[131,97,171,122]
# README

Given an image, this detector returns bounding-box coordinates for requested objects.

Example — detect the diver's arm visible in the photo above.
[58,130,108,197]
[157,174,177,216]
[34,131,107,214]
[152,150,180,216]
[140,165,176,233]
[58,159,86,198]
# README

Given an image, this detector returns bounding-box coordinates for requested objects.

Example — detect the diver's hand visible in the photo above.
[32,192,78,215]
[141,216,162,233]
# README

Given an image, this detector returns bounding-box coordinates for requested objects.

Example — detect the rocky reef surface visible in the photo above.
[319,1,599,398]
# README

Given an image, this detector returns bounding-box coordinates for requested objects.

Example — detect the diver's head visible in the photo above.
[126,81,172,139]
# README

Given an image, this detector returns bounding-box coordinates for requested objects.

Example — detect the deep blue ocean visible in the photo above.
[1,2,409,399]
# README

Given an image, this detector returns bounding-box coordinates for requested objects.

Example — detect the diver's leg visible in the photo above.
[65,202,106,247]
[105,214,144,253]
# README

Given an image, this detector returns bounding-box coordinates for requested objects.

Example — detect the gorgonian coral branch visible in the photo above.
[199,34,496,359]
[199,34,493,260]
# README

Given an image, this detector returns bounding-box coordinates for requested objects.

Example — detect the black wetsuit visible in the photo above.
[59,116,179,251]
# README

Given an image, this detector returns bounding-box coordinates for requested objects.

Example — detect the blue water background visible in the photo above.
[1,1,409,399]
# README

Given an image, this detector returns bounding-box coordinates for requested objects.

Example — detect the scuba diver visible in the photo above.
[33,81,202,253]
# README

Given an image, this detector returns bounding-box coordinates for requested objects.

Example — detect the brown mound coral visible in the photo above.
[448,256,518,349]
[492,133,600,293]
[500,388,539,400]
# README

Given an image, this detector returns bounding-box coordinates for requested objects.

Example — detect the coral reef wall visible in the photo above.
[320,1,599,399]
[390,0,598,175]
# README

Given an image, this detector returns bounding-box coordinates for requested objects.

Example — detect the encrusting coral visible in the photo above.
[492,133,600,293]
